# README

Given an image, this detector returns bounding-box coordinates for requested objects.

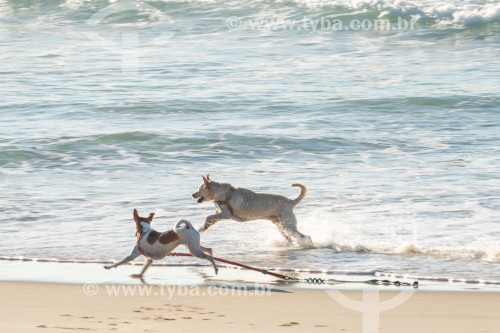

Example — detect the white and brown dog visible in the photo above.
[192,175,314,247]
[104,209,218,278]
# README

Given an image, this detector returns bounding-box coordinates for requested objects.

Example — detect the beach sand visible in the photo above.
[1,281,499,333]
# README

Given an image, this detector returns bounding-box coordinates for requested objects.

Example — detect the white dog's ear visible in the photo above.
[133,209,139,223]
[147,213,155,223]
[206,174,211,181]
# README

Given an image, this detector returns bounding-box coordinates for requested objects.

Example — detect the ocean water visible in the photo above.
[0,0,499,286]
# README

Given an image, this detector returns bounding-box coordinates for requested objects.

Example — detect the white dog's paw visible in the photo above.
[130,274,143,279]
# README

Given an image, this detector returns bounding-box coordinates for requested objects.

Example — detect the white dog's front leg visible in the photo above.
[104,244,141,270]
[131,258,153,278]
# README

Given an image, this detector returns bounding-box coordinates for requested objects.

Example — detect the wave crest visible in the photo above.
[3,0,500,28]
[289,0,500,25]
[323,242,500,262]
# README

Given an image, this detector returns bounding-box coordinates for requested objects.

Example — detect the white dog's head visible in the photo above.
[133,208,155,240]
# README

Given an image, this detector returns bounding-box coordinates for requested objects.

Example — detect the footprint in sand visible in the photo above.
[280,322,300,327]
[154,316,176,321]
[37,324,91,331]
[187,306,203,311]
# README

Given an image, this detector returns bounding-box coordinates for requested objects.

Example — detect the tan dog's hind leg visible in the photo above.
[278,212,314,247]
[270,216,292,242]
[275,222,293,243]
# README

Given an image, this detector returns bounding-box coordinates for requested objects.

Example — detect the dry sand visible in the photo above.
[1,281,499,333]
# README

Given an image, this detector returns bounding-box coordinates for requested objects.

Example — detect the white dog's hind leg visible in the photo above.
[194,250,218,275]
[201,246,213,256]
[187,243,219,275]
[205,253,218,275]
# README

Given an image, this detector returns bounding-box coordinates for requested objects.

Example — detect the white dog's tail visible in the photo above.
[175,219,194,231]
[174,219,198,243]
[291,183,307,207]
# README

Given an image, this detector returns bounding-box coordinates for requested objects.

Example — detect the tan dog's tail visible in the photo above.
[291,183,307,206]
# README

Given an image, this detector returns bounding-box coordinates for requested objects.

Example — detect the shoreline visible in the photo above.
[2,281,500,333]
[1,260,499,293]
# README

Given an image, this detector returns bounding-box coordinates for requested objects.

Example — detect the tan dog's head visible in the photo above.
[192,174,215,204]
[133,208,155,240]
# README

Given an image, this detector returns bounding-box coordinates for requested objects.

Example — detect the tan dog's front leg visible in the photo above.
[199,208,231,232]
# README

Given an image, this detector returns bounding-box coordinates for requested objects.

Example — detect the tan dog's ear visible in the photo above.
[147,213,155,223]
[133,209,139,223]
[203,175,210,187]
[206,174,211,181]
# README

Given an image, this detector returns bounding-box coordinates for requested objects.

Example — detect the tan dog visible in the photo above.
[104,209,218,278]
[192,175,314,247]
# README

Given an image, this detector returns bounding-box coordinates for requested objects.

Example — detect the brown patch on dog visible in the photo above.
[159,230,179,244]
[146,231,161,244]
[135,224,143,241]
